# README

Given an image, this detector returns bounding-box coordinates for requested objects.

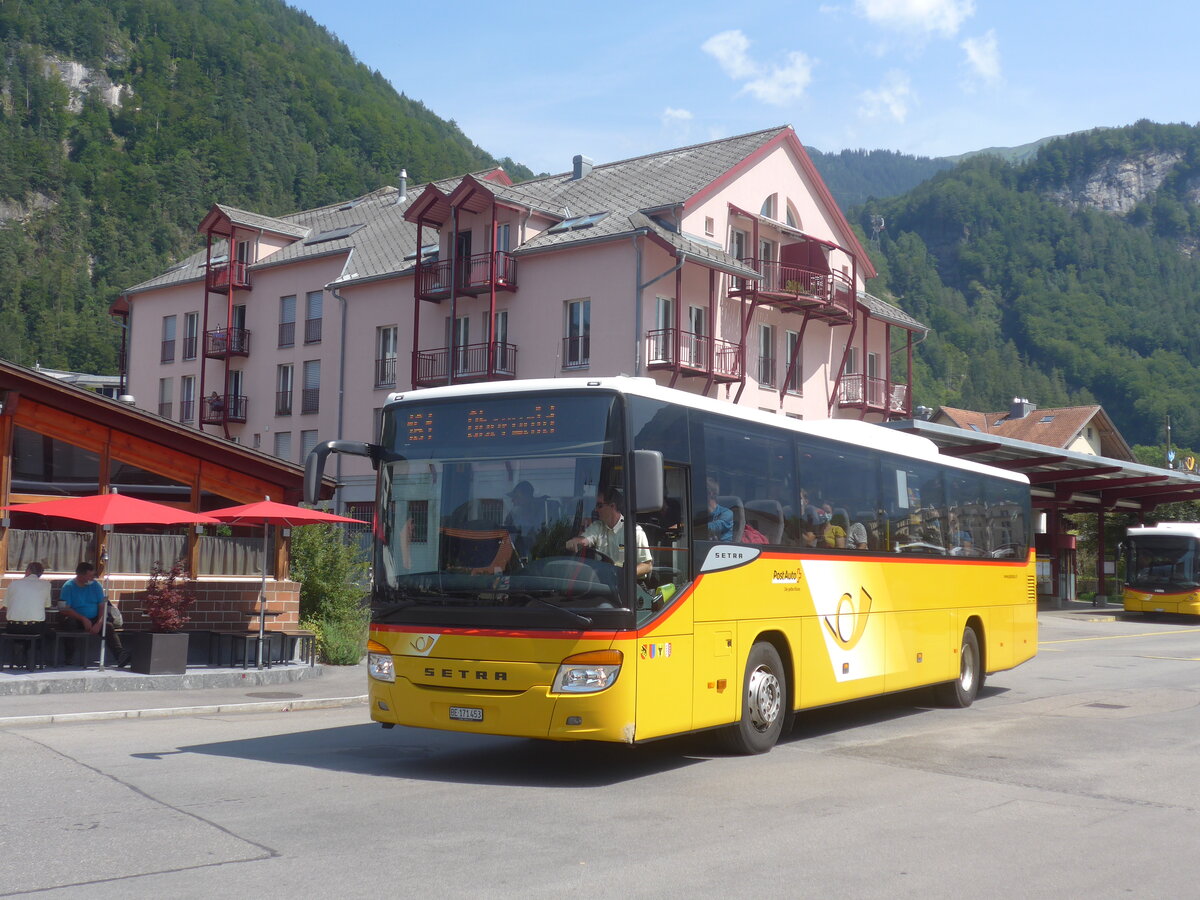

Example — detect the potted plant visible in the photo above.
[130,561,196,675]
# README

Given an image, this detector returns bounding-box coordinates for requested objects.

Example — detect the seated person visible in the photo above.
[845,517,870,550]
[566,487,653,577]
[504,480,547,559]
[2,561,52,636]
[706,477,734,541]
[800,527,819,548]
[825,513,848,548]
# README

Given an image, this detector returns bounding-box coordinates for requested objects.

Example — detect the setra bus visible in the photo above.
[306,377,1037,753]
[1123,523,1200,615]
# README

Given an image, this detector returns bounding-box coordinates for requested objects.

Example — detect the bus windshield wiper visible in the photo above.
[526,598,592,627]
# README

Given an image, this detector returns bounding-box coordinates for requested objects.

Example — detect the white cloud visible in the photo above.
[662,107,694,123]
[701,30,761,80]
[742,52,815,106]
[859,70,915,123]
[961,29,1001,85]
[855,0,975,37]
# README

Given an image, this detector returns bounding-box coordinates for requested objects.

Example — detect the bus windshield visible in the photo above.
[372,391,636,629]
[1127,535,1200,589]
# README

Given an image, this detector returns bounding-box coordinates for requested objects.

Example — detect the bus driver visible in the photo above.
[566,487,653,578]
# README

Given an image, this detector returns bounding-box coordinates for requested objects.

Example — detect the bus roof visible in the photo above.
[1128,523,1200,539]
[383,376,1029,485]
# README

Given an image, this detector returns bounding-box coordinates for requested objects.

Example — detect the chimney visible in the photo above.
[571,155,593,180]
[1010,397,1036,419]
[397,169,407,204]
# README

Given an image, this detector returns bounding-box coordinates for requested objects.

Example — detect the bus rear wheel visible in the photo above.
[935,626,981,708]
[720,641,786,754]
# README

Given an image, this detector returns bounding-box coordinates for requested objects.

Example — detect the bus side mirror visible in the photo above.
[633,449,664,515]
[304,440,380,505]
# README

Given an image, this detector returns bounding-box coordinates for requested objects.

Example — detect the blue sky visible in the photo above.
[290,0,1200,175]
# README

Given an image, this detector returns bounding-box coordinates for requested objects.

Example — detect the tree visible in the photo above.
[289,521,368,665]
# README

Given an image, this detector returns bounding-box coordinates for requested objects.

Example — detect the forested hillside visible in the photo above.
[861,120,1200,448]
[0,0,533,374]
[807,147,952,209]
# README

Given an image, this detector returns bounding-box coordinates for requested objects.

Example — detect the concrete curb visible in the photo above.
[0,694,367,727]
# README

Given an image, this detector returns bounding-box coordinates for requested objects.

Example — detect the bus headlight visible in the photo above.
[367,639,395,683]
[552,650,622,693]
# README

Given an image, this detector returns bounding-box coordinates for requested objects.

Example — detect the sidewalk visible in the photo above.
[0,661,368,726]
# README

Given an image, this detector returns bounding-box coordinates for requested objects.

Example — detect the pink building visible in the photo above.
[116,126,926,512]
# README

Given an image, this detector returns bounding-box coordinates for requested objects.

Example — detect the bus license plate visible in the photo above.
[449,706,484,722]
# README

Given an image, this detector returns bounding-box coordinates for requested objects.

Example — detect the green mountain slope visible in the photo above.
[807,146,953,209]
[0,0,533,373]
[862,120,1200,448]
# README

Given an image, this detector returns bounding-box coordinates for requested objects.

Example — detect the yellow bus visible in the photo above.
[1123,523,1200,615]
[307,377,1037,754]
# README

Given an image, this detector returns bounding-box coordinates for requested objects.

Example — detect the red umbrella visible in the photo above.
[2,493,219,669]
[206,499,366,667]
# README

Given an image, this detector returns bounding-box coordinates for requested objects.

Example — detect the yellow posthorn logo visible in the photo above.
[408,634,440,656]
[823,587,873,650]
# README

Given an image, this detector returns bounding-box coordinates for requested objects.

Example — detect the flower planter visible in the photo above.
[129,631,189,675]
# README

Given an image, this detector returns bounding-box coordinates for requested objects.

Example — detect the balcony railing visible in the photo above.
[304,318,322,344]
[204,327,250,358]
[300,388,320,414]
[375,356,397,388]
[278,321,295,348]
[733,258,856,320]
[200,393,247,425]
[414,341,519,386]
[758,355,776,388]
[160,339,175,364]
[275,391,292,416]
[179,399,195,423]
[838,374,911,417]
[644,328,745,381]
[416,259,452,301]
[458,251,518,295]
[206,260,251,292]
[182,336,198,360]
[562,335,590,369]
[157,401,173,418]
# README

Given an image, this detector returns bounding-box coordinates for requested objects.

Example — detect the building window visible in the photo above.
[375,325,398,388]
[183,312,199,360]
[300,429,319,461]
[160,315,176,364]
[157,377,173,418]
[758,324,775,387]
[785,200,800,229]
[563,298,590,369]
[276,364,293,416]
[704,216,715,236]
[279,295,296,348]
[760,193,777,220]
[785,330,801,394]
[408,499,430,543]
[301,360,320,414]
[495,223,511,252]
[304,290,323,344]
[180,375,195,423]
[273,431,292,461]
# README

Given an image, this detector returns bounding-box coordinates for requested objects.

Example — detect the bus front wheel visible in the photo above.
[721,641,787,754]
[935,627,981,708]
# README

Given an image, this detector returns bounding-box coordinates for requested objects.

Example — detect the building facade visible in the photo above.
[116,126,927,510]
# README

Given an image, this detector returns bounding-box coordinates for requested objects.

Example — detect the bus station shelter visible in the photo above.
[886,419,1200,606]
[0,358,334,634]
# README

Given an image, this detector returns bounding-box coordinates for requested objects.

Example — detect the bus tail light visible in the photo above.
[367,639,395,683]
[552,649,623,694]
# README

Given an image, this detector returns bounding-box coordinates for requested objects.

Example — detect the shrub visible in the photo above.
[290,521,369,664]
[144,561,196,633]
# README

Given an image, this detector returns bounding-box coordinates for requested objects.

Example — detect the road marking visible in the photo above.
[1041,630,1197,645]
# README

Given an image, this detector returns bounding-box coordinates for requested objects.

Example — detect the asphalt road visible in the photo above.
[4,610,1199,898]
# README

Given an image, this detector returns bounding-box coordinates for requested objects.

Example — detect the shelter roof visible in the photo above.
[934,404,1134,460]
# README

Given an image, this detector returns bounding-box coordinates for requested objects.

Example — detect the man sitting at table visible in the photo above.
[2,562,53,670]
[60,562,131,667]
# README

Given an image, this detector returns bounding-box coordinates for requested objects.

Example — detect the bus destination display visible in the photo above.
[404,404,558,443]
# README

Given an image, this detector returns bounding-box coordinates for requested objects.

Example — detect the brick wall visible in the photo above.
[1,575,301,633]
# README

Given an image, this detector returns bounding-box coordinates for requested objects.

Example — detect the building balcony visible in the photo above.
[838,374,911,418]
[457,251,518,296]
[730,259,856,323]
[415,252,518,301]
[200,393,247,425]
[204,327,251,359]
[644,328,744,383]
[414,341,518,387]
[562,335,590,370]
[206,260,251,292]
[375,356,397,389]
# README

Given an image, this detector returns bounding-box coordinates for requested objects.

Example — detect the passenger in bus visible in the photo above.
[800,527,819,548]
[706,477,734,542]
[566,487,653,577]
[824,513,848,548]
[505,480,547,560]
[845,517,870,550]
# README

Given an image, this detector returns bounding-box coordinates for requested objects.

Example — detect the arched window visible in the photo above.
[785,200,800,229]
[760,193,777,219]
